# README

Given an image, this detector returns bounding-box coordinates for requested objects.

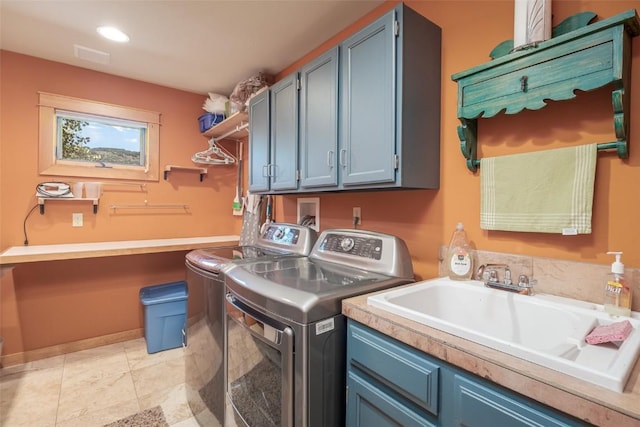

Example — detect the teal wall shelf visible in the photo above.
[451,9,640,172]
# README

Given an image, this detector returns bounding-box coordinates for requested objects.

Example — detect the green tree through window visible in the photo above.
[56,113,144,166]
[61,118,94,160]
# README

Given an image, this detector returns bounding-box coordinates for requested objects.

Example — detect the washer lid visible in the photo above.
[185,223,318,274]
[186,245,286,273]
[225,257,410,323]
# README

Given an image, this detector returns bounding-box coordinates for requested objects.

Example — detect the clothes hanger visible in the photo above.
[192,138,237,165]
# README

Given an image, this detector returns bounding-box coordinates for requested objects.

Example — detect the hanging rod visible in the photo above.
[110,201,190,210]
[62,180,146,190]
[212,122,249,143]
[469,140,626,169]
[101,182,147,190]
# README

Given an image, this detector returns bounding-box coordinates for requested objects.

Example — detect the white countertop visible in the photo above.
[0,235,240,264]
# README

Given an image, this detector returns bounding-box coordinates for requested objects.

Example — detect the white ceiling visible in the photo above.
[0,0,384,95]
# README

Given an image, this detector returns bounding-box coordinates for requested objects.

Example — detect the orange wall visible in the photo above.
[276,0,640,281]
[0,51,242,247]
[2,1,640,358]
[5,252,189,350]
[0,51,244,356]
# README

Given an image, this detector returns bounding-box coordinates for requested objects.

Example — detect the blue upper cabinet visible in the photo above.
[339,10,395,186]
[249,74,300,194]
[248,3,441,194]
[248,89,270,192]
[269,73,300,192]
[299,47,339,189]
[339,4,441,190]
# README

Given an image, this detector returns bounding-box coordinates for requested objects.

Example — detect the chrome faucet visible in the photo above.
[475,263,534,295]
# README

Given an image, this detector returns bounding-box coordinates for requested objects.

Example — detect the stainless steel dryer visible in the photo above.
[184,223,317,426]
[223,229,414,427]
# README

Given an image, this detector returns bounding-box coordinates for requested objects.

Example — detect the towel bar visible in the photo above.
[469,140,626,169]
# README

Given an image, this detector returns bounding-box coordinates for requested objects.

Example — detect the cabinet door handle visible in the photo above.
[340,149,347,167]
[262,164,269,177]
[327,150,334,168]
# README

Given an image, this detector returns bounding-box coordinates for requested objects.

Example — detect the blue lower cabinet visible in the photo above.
[346,320,590,427]
[451,375,586,427]
[347,370,438,427]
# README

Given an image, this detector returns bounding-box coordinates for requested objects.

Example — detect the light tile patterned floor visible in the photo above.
[0,338,199,426]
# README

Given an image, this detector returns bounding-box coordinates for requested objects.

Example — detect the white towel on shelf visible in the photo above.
[480,144,597,234]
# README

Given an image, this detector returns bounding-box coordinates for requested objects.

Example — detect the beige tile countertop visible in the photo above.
[343,286,640,427]
[0,235,239,265]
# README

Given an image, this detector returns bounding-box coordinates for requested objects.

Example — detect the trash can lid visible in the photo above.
[140,281,188,305]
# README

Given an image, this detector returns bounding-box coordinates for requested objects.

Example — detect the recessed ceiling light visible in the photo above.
[96,26,130,43]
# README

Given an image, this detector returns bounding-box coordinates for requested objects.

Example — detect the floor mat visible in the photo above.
[103,406,169,427]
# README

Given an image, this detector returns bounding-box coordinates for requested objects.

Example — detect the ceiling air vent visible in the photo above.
[74,44,110,65]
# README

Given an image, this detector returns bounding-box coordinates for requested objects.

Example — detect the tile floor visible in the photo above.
[0,338,198,426]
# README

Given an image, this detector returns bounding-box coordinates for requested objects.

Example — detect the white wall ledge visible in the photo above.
[0,235,239,265]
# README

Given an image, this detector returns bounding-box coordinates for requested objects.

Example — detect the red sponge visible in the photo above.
[585,320,633,345]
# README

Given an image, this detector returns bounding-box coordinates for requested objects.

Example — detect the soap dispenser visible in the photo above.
[447,222,474,280]
[604,251,632,317]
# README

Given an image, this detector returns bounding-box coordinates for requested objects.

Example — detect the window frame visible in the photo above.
[38,92,161,181]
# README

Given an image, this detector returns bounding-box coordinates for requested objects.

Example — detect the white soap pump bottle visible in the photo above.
[604,251,632,317]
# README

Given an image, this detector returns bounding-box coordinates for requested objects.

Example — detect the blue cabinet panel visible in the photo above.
[453,375,585,427]
[348,320,439,415]
[340,10,396,186]
[299,47,339,189]
[347,371,439,427]
[270,74,299,191]
[248,90,270,192]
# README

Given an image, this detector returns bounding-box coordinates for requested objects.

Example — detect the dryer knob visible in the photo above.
[340,237,355,252]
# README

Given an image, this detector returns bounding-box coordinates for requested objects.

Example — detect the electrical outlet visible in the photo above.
[72,213,83,227]
[353,207,361,225]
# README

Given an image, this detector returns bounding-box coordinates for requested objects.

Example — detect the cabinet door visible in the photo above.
[299,47,339,189]
[347,371,438,427]
[270,73,299,192]
[452,375,584,427]
[248,89,270,192]
[340,8,396,186]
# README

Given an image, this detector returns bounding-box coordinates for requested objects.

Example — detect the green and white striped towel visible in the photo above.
[480,144,597,234]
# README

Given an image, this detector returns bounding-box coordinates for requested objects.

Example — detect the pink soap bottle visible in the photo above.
[604,251,632,317]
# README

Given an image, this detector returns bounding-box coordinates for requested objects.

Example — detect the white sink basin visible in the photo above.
[368,277,640,392]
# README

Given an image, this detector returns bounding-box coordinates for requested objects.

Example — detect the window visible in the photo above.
[56,111,147,166]
[39,92,161,181]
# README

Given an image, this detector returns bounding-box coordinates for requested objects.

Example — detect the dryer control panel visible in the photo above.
[257,223,318,256]
[310,229,414,280]
[320,234,383,260]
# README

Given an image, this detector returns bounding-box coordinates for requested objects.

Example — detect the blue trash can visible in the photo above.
[139,281,188,353]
